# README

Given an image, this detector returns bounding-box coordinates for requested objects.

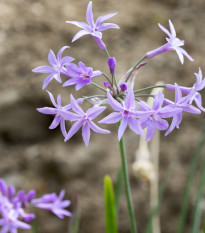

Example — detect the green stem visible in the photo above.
[91,82,107,93]
[177,125,205,233]
[134,85,166,94]
[105,49,110,58]
[118,132,137,233]
[125,56,146,82]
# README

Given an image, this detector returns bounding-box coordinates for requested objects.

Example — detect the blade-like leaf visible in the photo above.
[104,175,118,233]
[68,194,80,233]
[191,149,205,233]
[177,124,205,233]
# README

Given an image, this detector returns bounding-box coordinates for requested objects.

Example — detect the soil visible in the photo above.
[1,0,205,233]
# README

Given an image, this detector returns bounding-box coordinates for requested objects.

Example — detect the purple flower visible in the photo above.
[32,46,74,89]
[166,68,205,111]
[0,207,31,233]
[63,61,102,90]
[146,20,194,64]
[108,57,116,76]
[163,84,201,136]
[62,95,110,147]
[0,178,72,233]
[37,91,83,137]
[99,88,151,140]
[31,190,72,219]
[138,92,180,141]
[66,1,119,49]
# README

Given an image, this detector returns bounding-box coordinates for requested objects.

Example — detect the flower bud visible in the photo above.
[108,57,116,76]
[104,81,111,88]
[120,83,127,92]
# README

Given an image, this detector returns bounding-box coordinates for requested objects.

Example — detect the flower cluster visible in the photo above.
[33,1,204,146]
[0,178,71,233]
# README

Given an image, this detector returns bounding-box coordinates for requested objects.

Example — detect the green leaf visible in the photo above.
[177,125,205,233]
[68,194,81,233]
[191,150,205,233]
[104,175,118,233]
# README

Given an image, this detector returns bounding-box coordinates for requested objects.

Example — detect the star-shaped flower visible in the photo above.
[62,95,110,147]
[99,88,151,141]
[163,84,201,136]
[166,68,205,111]
[138,91,180,141]
[146,20,194,64]
[32,46,74,89]
[37,91,83,137]
[63,61,102,90]
[31,190,72,219]
[66,1,119,48]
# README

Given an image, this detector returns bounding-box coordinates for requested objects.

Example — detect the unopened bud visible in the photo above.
[120,83,127,92]
[104,81,111,88]
[108,57,116,76]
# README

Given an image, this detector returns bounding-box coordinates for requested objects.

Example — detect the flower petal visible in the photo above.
[70,95,85,115]
[72,30,91,42]
[82,122,91,147]
[118,117,128,140]
[146,121,156,142]
[37,107,58,115]
[107,90,123,111]
[96,12,118,27]
[65,119,84,142]
[49,115,61,129]
[65,21,90,31]
[158,23,171,38]
[98,23,120,31]
[86,1,94,27]
[168,20,176,37]
[99,112,122,124]
[57,46,69,61]
[46,91,57,107]
[128,117,144,137]
[32,66,55,73]
[88,120,110,134]
[86,106,106,119]
[125,88,136,110]
[42,74,55,90]
[48,49,58,66]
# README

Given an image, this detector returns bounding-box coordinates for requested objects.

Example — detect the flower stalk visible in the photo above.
[118,126,137,233]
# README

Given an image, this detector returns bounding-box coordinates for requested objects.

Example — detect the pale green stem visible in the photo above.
[134,85,165,94]
[118,130,137,233]
[91,82,107,93]
[125,56,146,82]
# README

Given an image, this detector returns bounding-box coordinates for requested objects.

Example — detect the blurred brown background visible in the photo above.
[1,0,205,232]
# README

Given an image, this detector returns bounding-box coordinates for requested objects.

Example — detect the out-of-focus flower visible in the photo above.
[32,46,74,89]
[63,62,102,90]
[0,178,72,233]
[62,95,110,146]
[146,20,194,64]
[31,190,72,219]
[66,1,119,49]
